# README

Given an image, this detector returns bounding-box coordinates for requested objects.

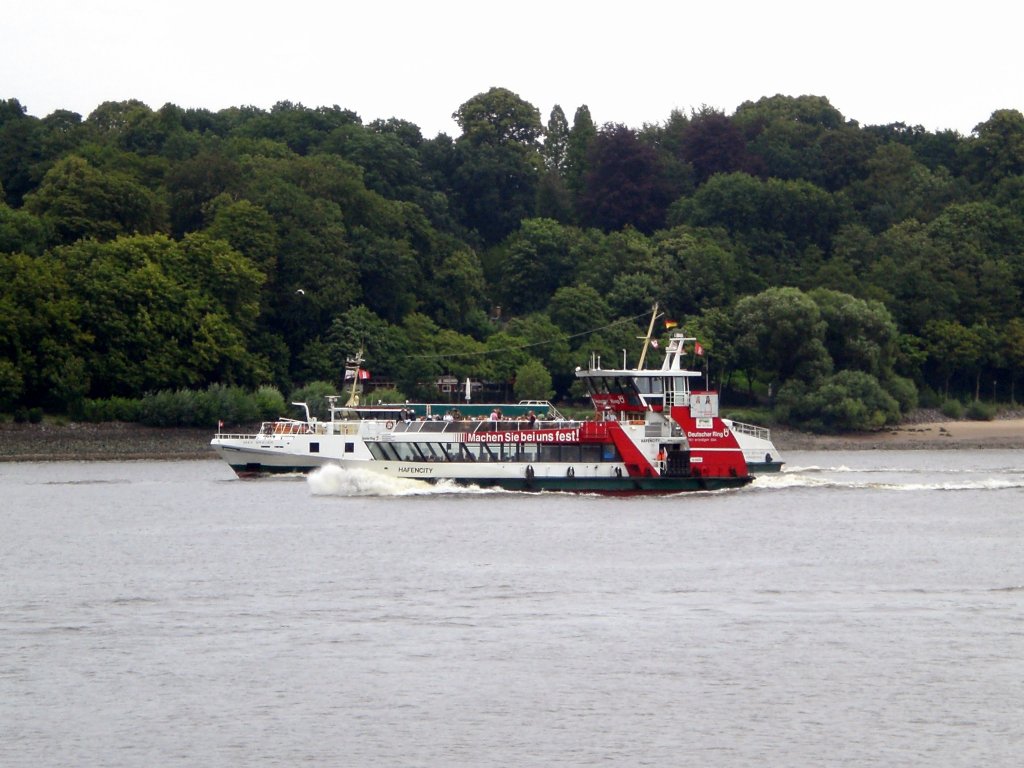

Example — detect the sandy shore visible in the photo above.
[772,418,1024,451]
[2,417,1024,462]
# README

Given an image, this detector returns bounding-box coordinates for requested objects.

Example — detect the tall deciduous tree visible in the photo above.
[963,109,1024,190]
[564,105,596,209]
[677,106,749,184]
[542,105,570,174]
[23,155,167,244]
[732,287,832,390]
[579,123,675,233]
[450,88,543,244]
[809,288,898,379]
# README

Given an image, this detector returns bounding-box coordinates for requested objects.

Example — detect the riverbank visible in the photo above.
[772,417,1024,451]
[0,422,215,462]
[3,414,1024,462]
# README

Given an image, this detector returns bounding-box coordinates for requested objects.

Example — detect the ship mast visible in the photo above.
[345,348,364,407]
[636,303,661,370]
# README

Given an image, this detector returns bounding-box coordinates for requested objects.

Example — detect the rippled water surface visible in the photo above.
[2,452,1022,767]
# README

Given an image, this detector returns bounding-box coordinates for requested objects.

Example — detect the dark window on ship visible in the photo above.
[344,442,354,454]
[309,442,320,453]
[420,442,445,461]
[375,443,401,461]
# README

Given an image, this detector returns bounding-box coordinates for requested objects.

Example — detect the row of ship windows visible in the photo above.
[366,442,621,463]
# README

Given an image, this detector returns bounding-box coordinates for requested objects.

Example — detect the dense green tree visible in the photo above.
[23,155,167,244]
[454,88,542,146]
[962,109,1024,189]
[165,143,243,235]
[535,106,574,222]
[450,88,543,244]
[0,199,47,255]
[734,94,850,184]
[921,318,982,397]
[548,284,610,337]
[58,234,266,397]
[1000,317,1024,403]
[232,101,360,156]
[732,287,833,390]
[451,141,541,245]
[809,288,898,378]
[497,218,579,314]
[0,99,46,206]
[535,169,574,224]
[924,202,1024,325]
[502,312,574,393]
[575,227,656,295]
[564,105,596,208]
[778,370,900,431]
[514,358,555,401]
[0,250,87,410]
[203,195,280,283]
[607,271,663,319]
[842,143,957,231]
[654,227,740,315]
[669,172,840,282]
[866,221,959,334]
[542,105,570,174]
[427,248,487,330]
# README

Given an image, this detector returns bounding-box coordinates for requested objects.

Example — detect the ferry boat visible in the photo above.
[211,330,782,492]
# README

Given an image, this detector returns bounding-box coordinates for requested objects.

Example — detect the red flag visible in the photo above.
[358,369,370,380]
[695,342,704,356]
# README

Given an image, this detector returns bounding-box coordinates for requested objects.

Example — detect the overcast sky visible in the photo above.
[5,0,1021,138]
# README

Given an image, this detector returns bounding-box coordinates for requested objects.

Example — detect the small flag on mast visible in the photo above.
[695,342,704,356]
[664,319,678,329]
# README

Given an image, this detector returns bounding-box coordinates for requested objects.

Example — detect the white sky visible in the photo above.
[4,0,1021,138]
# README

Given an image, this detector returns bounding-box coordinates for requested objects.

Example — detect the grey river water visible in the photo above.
[2,451,1022,767]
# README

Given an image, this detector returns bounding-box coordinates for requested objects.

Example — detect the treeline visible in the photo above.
[2,89,1024,431]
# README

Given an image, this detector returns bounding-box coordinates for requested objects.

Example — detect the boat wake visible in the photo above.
[752,468,1024,492]
[307,464,501,497]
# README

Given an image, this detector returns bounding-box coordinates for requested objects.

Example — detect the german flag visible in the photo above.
[664,319,678,329]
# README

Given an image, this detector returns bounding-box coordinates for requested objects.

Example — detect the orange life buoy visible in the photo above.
[385,420,395,429]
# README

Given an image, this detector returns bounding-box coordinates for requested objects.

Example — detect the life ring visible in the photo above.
[566,466,575,478]
[385,420,395,429]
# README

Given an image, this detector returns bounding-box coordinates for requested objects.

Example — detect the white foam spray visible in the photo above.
[307,464,501,497]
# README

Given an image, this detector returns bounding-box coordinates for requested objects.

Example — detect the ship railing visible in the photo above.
[214,431,259,441]
[254,419,315,437]
[726,419,771,441]
[392,418,584,435]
